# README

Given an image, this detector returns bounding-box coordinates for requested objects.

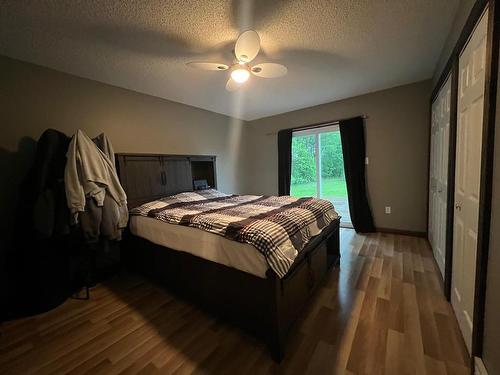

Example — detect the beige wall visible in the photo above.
[482,40,500,375]
[0,55,249,192]
[0,55,249,255]
[246,80,432,233]
[433,0,476,84]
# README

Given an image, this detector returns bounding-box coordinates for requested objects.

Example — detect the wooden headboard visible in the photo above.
[116,153,217,209]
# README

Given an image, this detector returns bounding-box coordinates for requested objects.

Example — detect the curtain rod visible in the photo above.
[265,115,368,136]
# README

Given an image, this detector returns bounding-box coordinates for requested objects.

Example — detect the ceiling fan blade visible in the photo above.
[234,30,260,62]
[186,62,229,71]
[251,63,287,78]
[225,78,243,92]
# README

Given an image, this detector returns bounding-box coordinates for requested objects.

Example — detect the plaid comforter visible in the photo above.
[130,189,338,278]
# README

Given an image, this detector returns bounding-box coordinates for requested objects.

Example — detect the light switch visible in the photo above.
[365,157,369,165]
[385,206,391,214]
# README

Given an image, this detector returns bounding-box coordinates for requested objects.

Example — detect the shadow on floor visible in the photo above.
[1,231,470,374]
[89,230,360,374]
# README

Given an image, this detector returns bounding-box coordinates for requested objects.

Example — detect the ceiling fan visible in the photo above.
[186,30,287,91]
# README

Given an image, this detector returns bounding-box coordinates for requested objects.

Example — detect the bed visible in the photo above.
[116,153,341,361]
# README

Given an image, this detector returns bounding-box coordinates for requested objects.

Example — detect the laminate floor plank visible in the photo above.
[0,230,470,374]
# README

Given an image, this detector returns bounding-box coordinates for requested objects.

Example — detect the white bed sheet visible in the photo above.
[129,215,269,278]
[129,208,338,279]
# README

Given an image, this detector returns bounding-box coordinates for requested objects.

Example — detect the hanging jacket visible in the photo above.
[21,129,72,238]
[64,130,128,241]
[93,133,115,166]
[11,129,73,319]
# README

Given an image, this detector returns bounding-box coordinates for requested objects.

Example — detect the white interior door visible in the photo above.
[452,7,488,354]
[429,75,451,278]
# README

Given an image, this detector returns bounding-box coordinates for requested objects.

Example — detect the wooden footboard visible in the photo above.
[266,217,340,360]
[122,217,340,361]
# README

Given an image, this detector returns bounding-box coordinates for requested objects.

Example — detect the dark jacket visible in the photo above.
[9,129,73,320]
[19,128,71,238]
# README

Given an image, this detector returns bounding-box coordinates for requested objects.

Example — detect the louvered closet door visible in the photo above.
[452,7,488,353]
[428,75,451,278]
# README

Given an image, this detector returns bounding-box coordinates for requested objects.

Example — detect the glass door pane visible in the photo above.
[291,127,352,227]
[319,131,351,225]
[290,134,318,198]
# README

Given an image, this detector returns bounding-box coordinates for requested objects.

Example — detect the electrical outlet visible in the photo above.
[385,206,391,214]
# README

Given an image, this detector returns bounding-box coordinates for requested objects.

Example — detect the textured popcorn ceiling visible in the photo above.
[0,0,458,120]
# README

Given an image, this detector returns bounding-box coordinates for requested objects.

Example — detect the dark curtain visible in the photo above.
[277,129,293,196]
[339,117,375,233]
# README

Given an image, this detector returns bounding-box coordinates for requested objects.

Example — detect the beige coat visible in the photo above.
[64,129,128,230]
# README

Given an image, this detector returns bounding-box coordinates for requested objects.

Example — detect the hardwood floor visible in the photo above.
[0,230,470,374]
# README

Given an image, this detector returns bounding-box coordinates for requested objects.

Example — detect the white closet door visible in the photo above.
[429,75,451,278]
[452,7,488,354]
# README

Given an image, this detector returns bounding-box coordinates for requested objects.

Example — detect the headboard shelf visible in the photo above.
[116,153,217,209]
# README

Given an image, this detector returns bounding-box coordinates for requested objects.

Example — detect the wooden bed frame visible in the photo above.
[116,153,341,361]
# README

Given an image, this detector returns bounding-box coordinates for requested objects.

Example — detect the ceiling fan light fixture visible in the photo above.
[186,30,287,91]
[231,67,250,83]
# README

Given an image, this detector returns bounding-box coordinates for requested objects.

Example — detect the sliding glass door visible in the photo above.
[290,125,351,225]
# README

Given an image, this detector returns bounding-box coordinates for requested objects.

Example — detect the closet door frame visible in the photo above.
[430,0,499,360]
[446,63,459,303]
[428,72,455,284]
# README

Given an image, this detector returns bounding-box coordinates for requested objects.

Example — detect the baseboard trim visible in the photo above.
[475,357,488,375]
[375,227,427,238]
